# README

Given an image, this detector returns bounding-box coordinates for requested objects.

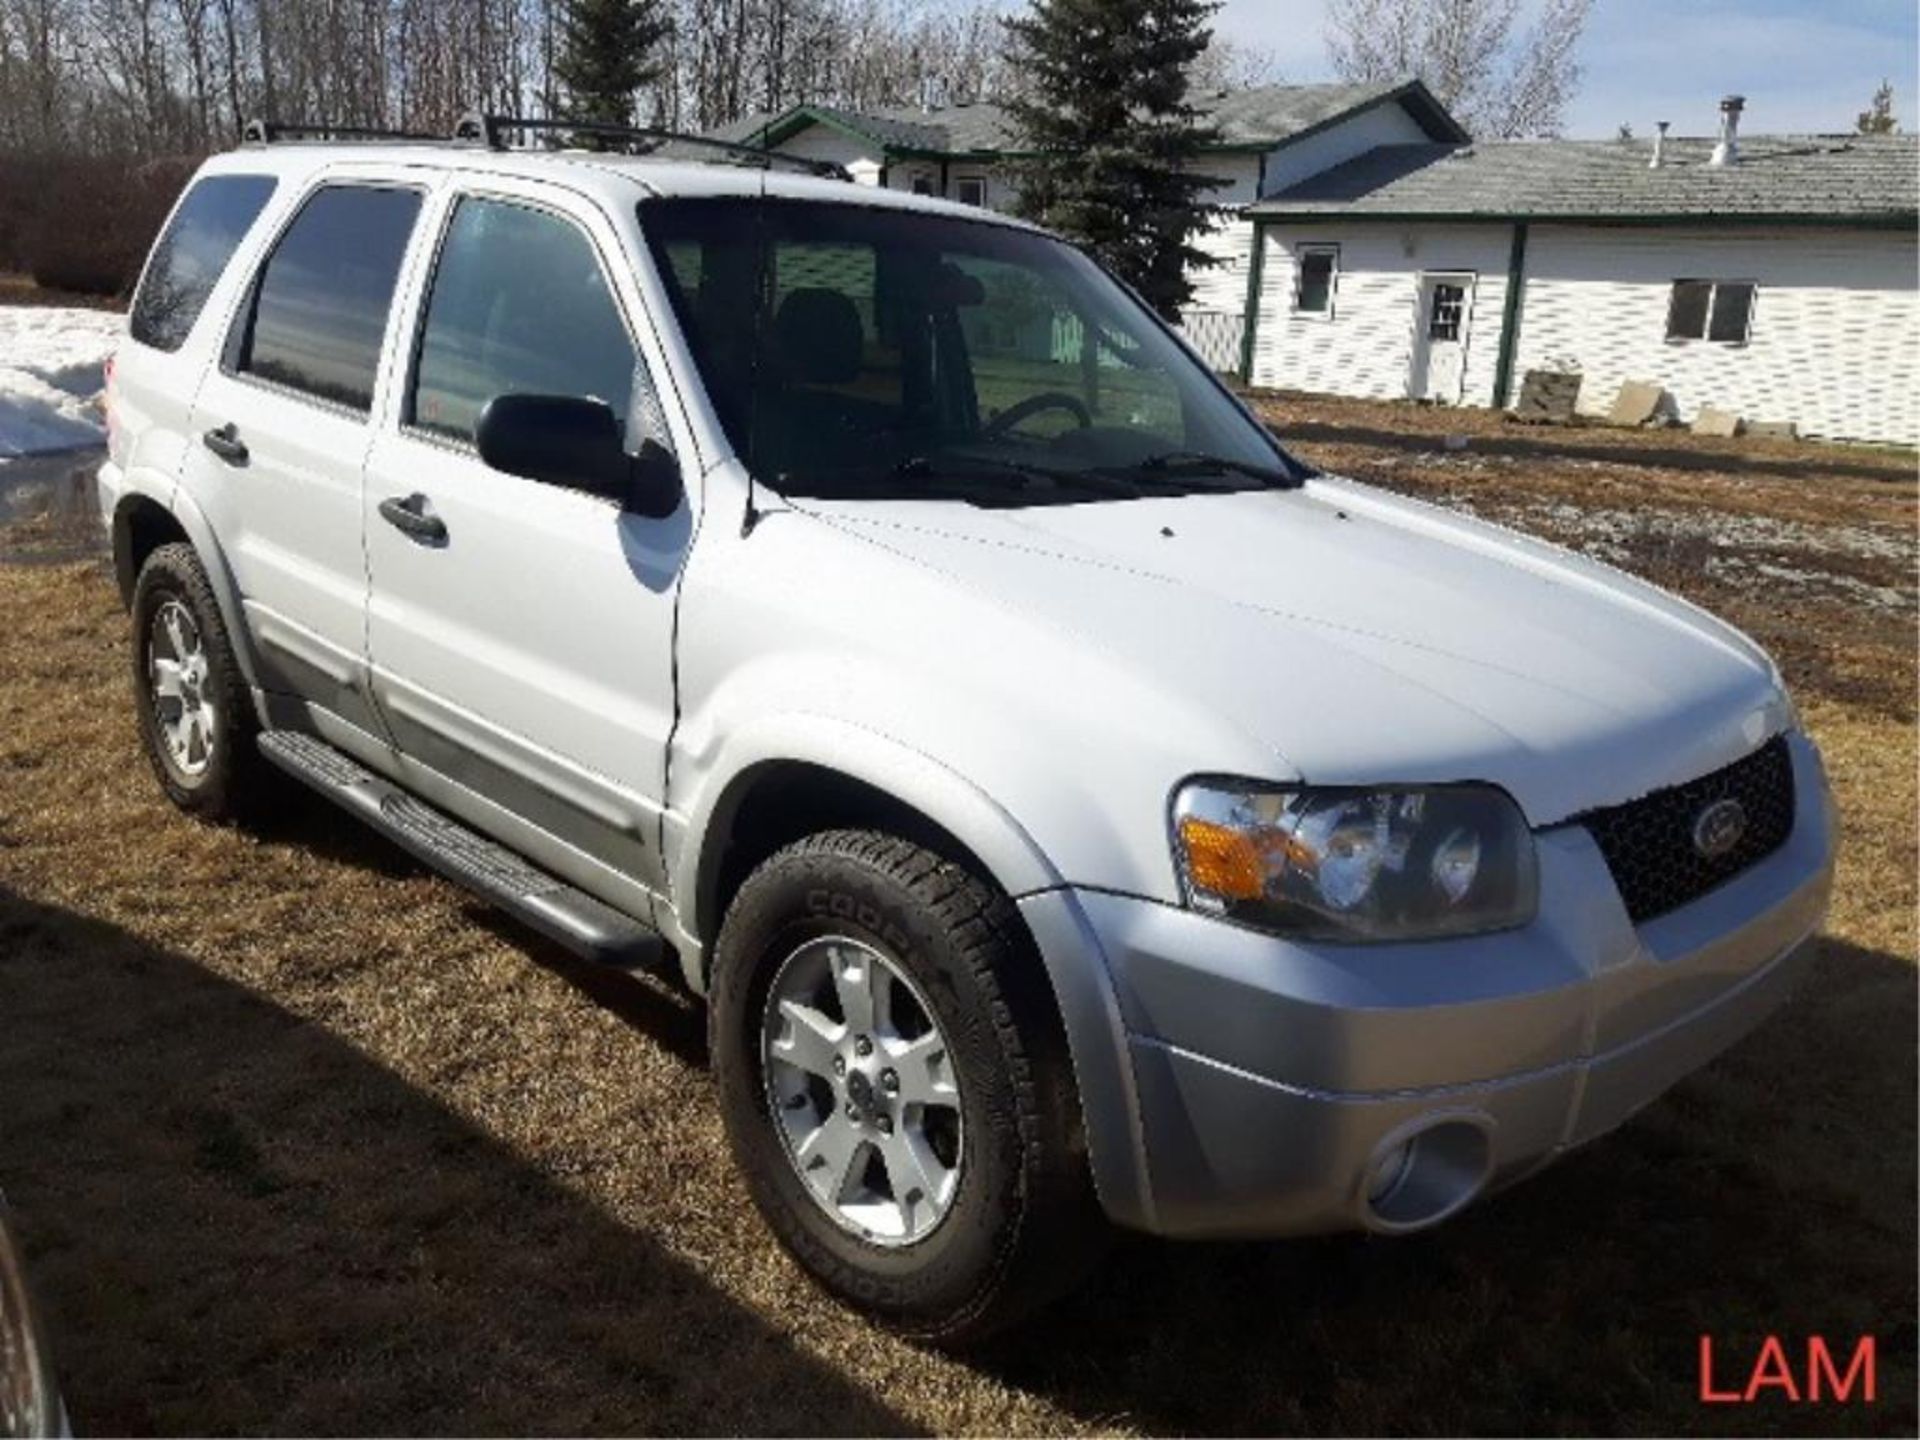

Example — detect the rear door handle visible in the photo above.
[202,423,248,464]
[378,493,448,544]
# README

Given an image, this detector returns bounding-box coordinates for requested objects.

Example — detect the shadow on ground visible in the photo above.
[6,786,1914,1435]
[0,886,914,1436]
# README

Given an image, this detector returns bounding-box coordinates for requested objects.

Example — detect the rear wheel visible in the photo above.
[130,542,266,820]
[710,829,1105,1344]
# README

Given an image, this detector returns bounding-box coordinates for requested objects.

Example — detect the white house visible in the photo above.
[1245,103,1920,445]
[705,80,1468,366]
[711,88,1918,446]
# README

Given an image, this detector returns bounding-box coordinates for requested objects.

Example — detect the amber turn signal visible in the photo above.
[1176,816,1268,901]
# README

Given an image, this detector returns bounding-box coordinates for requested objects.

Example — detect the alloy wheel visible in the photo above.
[148,597,216,777]
[760,935,964,1246]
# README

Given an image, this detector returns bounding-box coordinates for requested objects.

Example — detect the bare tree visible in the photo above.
[1188,32,1281,93]
[1325,0,1590,137]
[0,0,1034,164]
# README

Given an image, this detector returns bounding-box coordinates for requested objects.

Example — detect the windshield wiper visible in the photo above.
[893,455,1142,499]
[1132,450,1299,487]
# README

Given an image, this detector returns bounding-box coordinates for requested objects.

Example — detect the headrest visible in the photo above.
[773,287,864,386]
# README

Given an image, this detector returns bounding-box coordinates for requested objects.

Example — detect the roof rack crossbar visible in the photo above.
[242,118,442,145]
[452,111,853,181]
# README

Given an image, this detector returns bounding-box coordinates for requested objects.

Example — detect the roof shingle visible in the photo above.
[703,79,1462,158]
[1250,133,1919,221]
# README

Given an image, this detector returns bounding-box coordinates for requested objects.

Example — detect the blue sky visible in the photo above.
[1212,0,1920,137]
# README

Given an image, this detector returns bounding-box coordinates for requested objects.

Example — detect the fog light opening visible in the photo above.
[1362,1118,1493,1233]
[1366,1141,1414,1206]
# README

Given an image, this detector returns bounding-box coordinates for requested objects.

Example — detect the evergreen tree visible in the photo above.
[1856,80,1898,135]
[554,0,672,130]
[1003,0,1223,320]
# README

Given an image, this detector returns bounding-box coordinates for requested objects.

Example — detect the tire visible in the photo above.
[710,828,1106,1345]
[130,542,267,820]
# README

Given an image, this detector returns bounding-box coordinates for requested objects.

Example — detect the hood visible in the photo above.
[796,477,1791,826]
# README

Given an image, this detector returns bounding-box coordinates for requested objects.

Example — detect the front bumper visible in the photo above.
[1019,730,1836,1239]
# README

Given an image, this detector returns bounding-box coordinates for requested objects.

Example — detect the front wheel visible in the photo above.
[710,829,1104,1343]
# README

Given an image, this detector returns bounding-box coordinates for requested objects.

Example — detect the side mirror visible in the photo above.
[475,393,683,518]
[627,436,683,520]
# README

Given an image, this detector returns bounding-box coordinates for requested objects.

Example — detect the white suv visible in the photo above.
[100,118,1835,1342]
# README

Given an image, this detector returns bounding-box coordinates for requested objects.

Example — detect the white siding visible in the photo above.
[1513,225,1920,444]
[1249,223,1514,404]
[946,165,1017,212]
[1259,104,1431,197]
[771,124,884,176]
[1188,213,1255,313]
[883,162,941,196]
[873,160,1016,211]
[1198,153,1263,206]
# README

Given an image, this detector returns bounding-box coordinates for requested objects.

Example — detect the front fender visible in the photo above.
[665,711,1065,960]
[664,714,1156,1229]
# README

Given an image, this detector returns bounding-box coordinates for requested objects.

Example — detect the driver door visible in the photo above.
[362,178,693,917]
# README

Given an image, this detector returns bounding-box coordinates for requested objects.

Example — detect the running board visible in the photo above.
[258,730,663,967]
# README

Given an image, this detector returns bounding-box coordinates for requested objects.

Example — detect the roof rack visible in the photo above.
[452,111,852,181]
[241,118,444,145]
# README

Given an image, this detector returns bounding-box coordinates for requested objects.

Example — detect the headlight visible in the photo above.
[1171,780,1537,941]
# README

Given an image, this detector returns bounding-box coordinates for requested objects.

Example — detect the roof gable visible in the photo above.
[705,79,1468,160]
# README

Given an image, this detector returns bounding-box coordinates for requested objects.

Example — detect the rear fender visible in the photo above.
[113,473,266,698]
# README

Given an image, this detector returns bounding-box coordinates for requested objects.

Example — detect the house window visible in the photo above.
[955,176,987,207]
[1667,279,1756,343]
[1427,281,1467,341]
[1294,245,1338,315]
[911,175,934,196]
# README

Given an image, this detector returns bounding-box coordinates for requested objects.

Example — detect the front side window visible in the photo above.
[410,197,638,443]
[130,174,277,352]
[642,197,1299,504]
[235,184,422,410]
[1294,245,1337,315]
[1668,279,1755,344]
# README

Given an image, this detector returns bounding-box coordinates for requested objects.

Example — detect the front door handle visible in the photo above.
[202,423,248,464]
[378,493,448,545]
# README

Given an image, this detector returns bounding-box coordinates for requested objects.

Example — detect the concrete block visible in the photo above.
[1608,380,1668,427]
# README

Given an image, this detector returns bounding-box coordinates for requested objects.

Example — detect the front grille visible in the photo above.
[1578,736,1796,923]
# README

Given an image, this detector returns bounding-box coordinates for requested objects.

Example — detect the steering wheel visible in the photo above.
[981,391,1092,440]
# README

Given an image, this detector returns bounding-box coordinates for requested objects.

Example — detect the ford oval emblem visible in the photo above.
[1692,797,1748,859]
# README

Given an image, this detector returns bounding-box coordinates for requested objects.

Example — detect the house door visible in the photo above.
[1409,272,1476,403]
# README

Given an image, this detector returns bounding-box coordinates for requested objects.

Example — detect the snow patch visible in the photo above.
[0,306,125,459]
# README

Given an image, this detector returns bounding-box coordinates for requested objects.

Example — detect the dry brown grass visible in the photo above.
[1,397,1915,1434]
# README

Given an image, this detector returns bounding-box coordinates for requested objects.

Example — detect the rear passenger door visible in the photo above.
[361,179,692,917]
[181,174,426,745]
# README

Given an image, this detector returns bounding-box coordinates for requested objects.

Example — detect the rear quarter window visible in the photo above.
[129,174,277,352]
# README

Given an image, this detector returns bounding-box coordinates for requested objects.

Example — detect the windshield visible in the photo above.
[638,197,1305,505]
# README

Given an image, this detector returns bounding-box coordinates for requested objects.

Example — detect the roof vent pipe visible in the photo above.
[1649,120,1669,168]
[1710,95,1744,167]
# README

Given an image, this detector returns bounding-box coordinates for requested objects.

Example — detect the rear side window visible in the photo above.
[235,184,422,411]
[409,197,636,443]
[130,174,277,352]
